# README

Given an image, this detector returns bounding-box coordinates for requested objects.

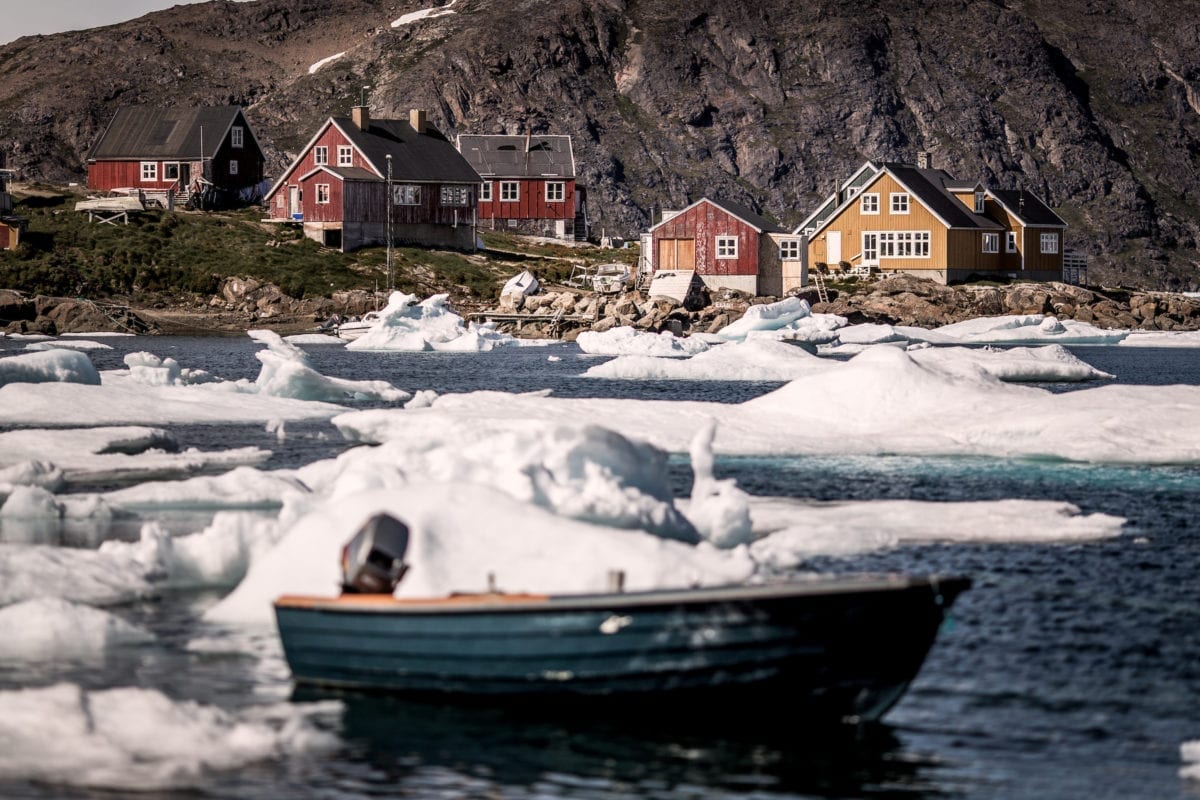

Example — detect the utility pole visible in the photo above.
[386,154,394,292]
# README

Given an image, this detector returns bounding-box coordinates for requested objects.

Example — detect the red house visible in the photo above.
[87,106,265,208]
[265,107,481,252]
[648,198,788,296]
[0,151,25,250]
[456,134,586,241]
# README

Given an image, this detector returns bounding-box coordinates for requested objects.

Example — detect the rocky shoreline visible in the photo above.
[4,274,1200,339]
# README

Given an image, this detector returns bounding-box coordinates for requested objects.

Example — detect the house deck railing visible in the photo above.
[1063,250,1089,286]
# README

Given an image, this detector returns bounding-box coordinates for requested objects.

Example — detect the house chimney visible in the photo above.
[352,105,370,131]
[916,150,932,169]
[409,108,427,134]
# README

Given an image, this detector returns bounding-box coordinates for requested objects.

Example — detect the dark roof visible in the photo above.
[456,134,575,178]
[301,165,380,182]
[335,118,481,183]
[881,164,1003,230]
[990,189,1067,226]
[89,106,248,160]
[705,197,784,233]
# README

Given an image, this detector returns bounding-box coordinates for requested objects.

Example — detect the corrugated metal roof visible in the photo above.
[990,189,1067,227]
[457,134,575,178]
[89,106,245,160]
[336,118,481,183]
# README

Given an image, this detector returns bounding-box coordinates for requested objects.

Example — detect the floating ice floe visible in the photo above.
[576,326,712,357]
[0,426,268,487]
[0,543,158,606]
[283,333,345,345]
[122,352,216,387]
[346,292,516,352]
[910,314,1129,345]
[0,598,153,661]
[744,497,1125,569]
[23,339,113,352]
[1182,740,1200,780]
[1120,331,1200,348]
[100,466,309,512]
[582,338,834,381]
[246,329,410,402]
[714,296,814,341]
[0,349,100,386]
[335,345,1200,464]
[908,344,1113,382]
[0,683,338,791]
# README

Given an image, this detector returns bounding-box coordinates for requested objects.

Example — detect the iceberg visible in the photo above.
[0,683,337,791]
[1120,331,1200,348]
[247,329,410,402]
[0,598,153,661]
[911,314,1129,345]
[714,296,813,341]
[345,292,515,352]
[23,339,113,352]
[0,349,100,386]
[576,325,712,357]
[908,344,1113,382]
[1183,740,1200,780]
[582,338,834,381]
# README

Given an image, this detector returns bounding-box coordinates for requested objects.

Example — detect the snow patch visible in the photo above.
[0,349,100,386]
[308,51,346,74]
[392,0,458,27]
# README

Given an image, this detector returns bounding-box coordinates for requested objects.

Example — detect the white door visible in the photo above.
[826,231,842,265]
[288,186,300,218]
[862,232,878,266]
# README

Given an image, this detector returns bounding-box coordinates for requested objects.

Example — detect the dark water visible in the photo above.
[1,335,1199,799]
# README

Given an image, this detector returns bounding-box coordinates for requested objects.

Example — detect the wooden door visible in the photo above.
[658,239,696,270]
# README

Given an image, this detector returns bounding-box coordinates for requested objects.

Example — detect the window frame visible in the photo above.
[337,145,353,167]
[231,126,244,149]
[393,184,422,206]
[140,161,158,182]
[480,182,492,202]
[778,238,802,260]
[870,230,931,259]
[982,232,1000,254]
[715,235,738,259]
[500,181,520,202]
[545,181,565,202]
[314,146,328,166]
[974,191,986,213]
[315,183,330,204]
[1007,231,1018,253]
[228,160,238,176]
[1040,232,1059,254]
[860,193,880,215]
[440,185,470,206]
[890,192,910,214]
[163,162,180,181]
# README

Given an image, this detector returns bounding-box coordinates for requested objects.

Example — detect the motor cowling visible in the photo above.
[340,513,410,594]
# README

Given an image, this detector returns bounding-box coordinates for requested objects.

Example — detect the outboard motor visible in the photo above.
[340,513,410,594]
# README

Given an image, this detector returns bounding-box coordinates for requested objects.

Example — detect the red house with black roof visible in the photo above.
[265,107,481,252]
[87,106,264,208]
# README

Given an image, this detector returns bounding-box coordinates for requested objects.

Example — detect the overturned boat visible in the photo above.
[274,514,969,723]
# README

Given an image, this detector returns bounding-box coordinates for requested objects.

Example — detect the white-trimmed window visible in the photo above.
[1007,231,1018,253]
[890,193,910,214]
[276,194,285,210]
[778,239,802,260]
[982,232,1000,253]
[500,181,519,201]
[974,191,986,213]
[393,184,421,205]
[545,181,565,202]
[315,184,330,204]
[337,145,353,167]
[229,160,238,176]
[873,231,930,258]
[231,126,244,149]
[480,182,492,201]
[1040,232,1059,254]
[440,185,469,206]
[860,193,879,214]
[716,235,738,259]
[863,232,878,262]
[314,146,328,166]
[140,162,157,182]
[163,162,180,181]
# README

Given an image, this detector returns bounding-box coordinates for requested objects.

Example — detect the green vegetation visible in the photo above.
[0,188,639,304]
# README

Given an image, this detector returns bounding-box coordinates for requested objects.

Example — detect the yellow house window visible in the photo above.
[890,193,910,214]
[860,193,879,214]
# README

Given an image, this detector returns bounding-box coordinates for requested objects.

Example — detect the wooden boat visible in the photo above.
[274,573,969,723]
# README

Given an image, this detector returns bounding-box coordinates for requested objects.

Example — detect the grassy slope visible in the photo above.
[0,187,637,305]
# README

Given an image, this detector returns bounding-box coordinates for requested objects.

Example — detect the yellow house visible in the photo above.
[797,154,1068,283]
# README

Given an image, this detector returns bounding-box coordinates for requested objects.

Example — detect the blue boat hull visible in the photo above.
[274,575,969,722]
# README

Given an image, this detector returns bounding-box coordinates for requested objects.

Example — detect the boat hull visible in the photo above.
[274,575,968,722]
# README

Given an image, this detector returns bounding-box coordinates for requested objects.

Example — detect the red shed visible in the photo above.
[265,107,481,252]
[87,106,265,208]
[0,151,25,250]
[456,134,587,241]
[648,198,785,296]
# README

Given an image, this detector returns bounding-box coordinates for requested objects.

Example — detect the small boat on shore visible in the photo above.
[317,311,381,341]
[274,515,969,723]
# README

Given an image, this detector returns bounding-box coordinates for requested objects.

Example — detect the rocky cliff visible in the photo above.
[2,0,1199,289]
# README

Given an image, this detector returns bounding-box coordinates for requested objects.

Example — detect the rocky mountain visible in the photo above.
[2,0,1199,290]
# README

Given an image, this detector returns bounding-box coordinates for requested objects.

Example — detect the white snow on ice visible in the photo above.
[283,333,345,345]
[346,292,516,352]
[1120,331,1200,348]
[0,349,100,386]
[1182,740,1200,780]
[0,683,338,791]
[714,296,814,341]
[246,329,409,402]
[576,326,712,357]
[583,338,833,381]
[23,339,113,352]
[0,598,153,661]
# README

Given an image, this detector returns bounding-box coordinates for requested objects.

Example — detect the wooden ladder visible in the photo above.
[812,272,830,304]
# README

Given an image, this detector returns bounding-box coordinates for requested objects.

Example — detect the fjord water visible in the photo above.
[1,336,1198,799]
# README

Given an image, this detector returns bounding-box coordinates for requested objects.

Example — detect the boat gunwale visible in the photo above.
[275,574,970,616]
